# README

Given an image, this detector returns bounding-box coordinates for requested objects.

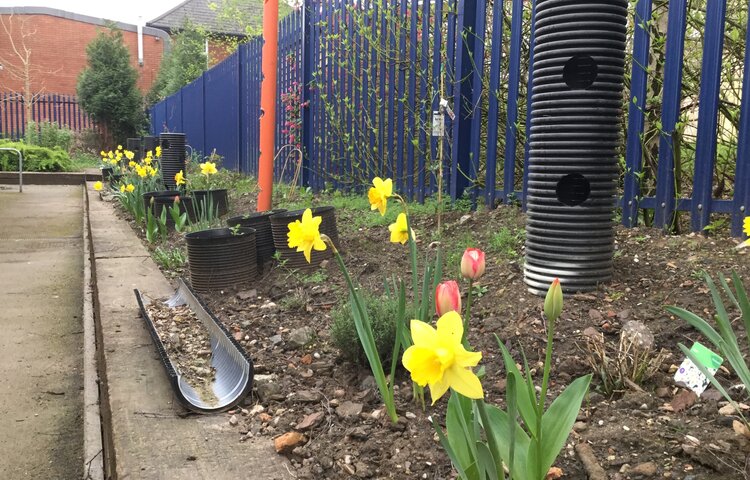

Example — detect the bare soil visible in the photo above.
[121,187,750,479]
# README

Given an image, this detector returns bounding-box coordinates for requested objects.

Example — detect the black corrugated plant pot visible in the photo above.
[143,190,195,228]
[192,189,229,217]
[185,227,257,293]
[101,166,114,181]
[269,207,339,270]
[109,173,124,189]
[226,209,287,267]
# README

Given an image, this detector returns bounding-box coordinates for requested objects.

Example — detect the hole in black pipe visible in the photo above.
[556,173,590,206]
[563,55,598,89]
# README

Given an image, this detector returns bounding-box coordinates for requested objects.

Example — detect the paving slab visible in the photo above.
[0,185,84,479]
[87,188,292,480]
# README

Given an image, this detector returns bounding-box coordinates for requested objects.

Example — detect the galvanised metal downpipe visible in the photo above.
[524,0,627,296]
[159,132,187,190]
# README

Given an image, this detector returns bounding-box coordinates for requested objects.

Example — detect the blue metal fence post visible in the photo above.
[691,0,727,232]
[732,2,750,238]
[301,0,314,187]
[450,0,483,200]
[484,0,504,208]
[503,0,523,205]
[623,0,654,227]
[654,0,687,230]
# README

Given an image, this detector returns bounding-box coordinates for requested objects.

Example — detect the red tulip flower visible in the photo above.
[435,280,462,317]
[460,248,486,281]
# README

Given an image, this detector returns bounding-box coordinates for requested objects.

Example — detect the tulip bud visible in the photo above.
[435,280,462,317]
[544,278,563,324]
[460,248,486,280]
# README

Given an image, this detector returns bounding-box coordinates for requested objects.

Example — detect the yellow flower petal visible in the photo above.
[744,216,750,237]
[436,311,463,345]
[410,319,438,346]
[388,213,410,244]
[454,347,482,368]
[428,374,451,405]
[93,181,103,191]
[444,364,484,400]
[403,345,442,387]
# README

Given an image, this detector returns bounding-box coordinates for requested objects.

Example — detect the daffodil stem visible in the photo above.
[476,399,504,479]
[331,247,398,423]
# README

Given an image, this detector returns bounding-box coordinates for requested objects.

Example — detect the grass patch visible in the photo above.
[489,226,525,260]
[69,153,100,171]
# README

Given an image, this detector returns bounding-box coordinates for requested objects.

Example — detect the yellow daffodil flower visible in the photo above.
[146,150,153,158]
[93,181,103,191]
[135,165,147,178]
[119,184,126,193]
[128,161,136,168]
[368,177,392,216]
[200,161,218,176]
[175,170,185,186]
[125,184,135,193]
[155,146,162,157]
[100,150,106,158]
[388,213,414,244]
[125,150,134,160]
[107,151,114,159]
[148,166,157,177]
[402,311,483,405]
[117,145,122,150]
[287,208,327,263]
[144,157,152,165]
[739,216,750,249]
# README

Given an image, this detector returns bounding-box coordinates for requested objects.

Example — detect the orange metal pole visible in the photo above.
[257,0,279,212]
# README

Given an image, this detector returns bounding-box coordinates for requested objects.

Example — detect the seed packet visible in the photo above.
[674,342,724,396]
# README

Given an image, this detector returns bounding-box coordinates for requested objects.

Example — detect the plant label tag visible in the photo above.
[432,111,445,137]
[674,342,723,396]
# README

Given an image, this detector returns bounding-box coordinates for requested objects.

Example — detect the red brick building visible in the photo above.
[0,7,169,96]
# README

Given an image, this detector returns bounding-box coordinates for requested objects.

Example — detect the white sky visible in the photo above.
[0,0,186,25]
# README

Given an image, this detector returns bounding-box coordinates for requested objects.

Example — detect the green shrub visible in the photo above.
[331,292,406,366]
[24,121,74,152]
[0,140,73,172]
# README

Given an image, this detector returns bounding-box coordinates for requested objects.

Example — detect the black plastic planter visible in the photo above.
[185,227,257,293]
[143,190,194,228]
[192,189,229,217]
[159,133,187,190]
[126,137,142,161]
[109,174,123,189]
[524,0,626,296]
[226,209,287,267]
[101,166,114,182]
[269,207,339,269]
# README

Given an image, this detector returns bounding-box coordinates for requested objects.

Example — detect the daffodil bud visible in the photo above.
[460,248,486,280]
[435,280,462,317]
[544,278,563,323]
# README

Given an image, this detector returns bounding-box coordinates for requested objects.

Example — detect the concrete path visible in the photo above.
[88,186,292,479]
[0,185,84,479]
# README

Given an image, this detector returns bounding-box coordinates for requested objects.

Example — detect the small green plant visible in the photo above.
[490,227,525,259]
[188,194,220,231]
[145,206,159,244]
[331,292,408,366]
[168,198,188,233]
[668,272,750,427]
[152,246,187,270]
[471,284,489,298]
